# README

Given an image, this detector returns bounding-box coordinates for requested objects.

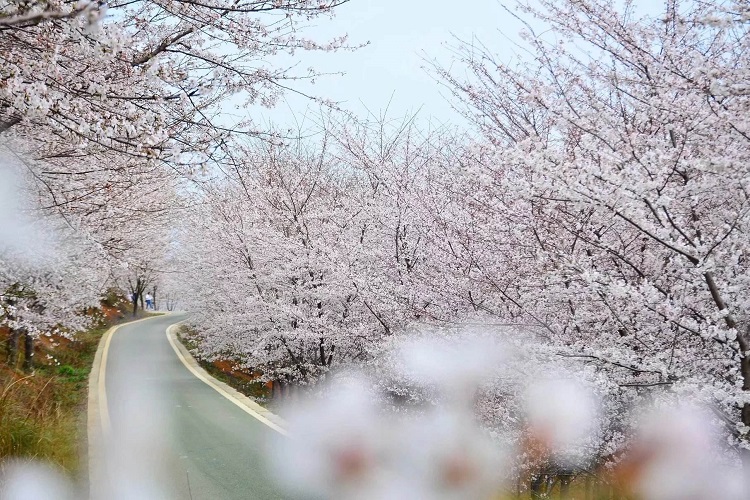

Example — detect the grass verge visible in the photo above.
[0,305,156,477]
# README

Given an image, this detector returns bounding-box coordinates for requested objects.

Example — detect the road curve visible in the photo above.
[92,314,285,500]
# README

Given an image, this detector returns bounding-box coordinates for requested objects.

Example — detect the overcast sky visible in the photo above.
[246,0,521,131]
[243,0,662,133]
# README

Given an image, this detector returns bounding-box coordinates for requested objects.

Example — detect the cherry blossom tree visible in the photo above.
[1,0,353,346]
[0,156,108,369]
[1,0,354,263]
[440,0,750,452]
[178,135,369,394]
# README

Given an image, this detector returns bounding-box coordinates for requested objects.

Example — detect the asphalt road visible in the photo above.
[101,314,285,500]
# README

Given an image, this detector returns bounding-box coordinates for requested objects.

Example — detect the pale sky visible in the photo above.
[248,0,520,130]
[244,0,663,132]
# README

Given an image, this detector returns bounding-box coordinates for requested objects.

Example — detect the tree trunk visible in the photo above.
[584,475,593,500]
[703,272,750,430]
[131,293,139,317]
[152,286,158,311]
[7,328,20,367]
[559,475,571,498]
[530,474,548,499]
[23,330,33,372]
[739,326,750,432]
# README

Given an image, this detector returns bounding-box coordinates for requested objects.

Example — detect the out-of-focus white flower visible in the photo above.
[267,374,388,500]
[0,461,75,500]
[267,367,509,500]
[96,383,176,500]
[394,408,508,500]
[524,378,599,466]
[397,333,506,404]
[631,405,745,500]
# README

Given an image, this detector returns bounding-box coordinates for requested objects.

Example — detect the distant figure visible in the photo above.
[145,293,153,310]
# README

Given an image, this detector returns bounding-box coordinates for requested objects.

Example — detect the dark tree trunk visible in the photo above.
[530,474,547,499]
[0,115,21,133]
[704,273,750,431]
[23,330,33,372]
[131,293,139,317]
[560,475,571,498]
[584,475,593,500]
[152,286,158,311]
[7,328,20,367]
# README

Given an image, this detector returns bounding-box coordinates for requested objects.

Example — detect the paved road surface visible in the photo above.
[101,314,285,499]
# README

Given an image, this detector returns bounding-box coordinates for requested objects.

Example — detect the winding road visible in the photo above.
[89,314,286,499]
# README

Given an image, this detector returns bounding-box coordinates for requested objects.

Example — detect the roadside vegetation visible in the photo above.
[0,292,140,475]
[177,326,271,405]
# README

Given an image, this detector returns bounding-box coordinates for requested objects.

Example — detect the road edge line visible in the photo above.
[87,314,167,495]
[165,323,288,436]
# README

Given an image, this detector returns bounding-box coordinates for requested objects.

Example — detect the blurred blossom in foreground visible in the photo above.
[0,461,75,500]
[624,405,745,500]
[268,375,386,500]
[395,407,507,500]
[267,372,506,500]
[397,333,506,403]
[524,378,599,467]
[0,152,53,261]
[268,335,509,500]
[267,333,748,500]
[95,384,176,500]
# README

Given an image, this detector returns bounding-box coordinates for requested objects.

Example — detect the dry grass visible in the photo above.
[0,324,108,476]
[0,292,135,477]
